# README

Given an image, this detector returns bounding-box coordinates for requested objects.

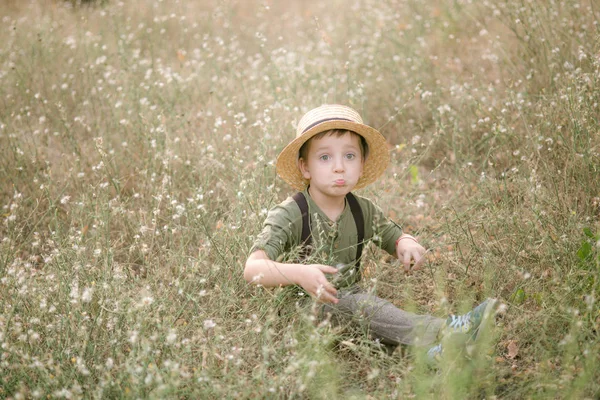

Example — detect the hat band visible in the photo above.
[301,117,353,134]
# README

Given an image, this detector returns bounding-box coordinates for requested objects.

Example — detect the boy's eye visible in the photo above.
[319,154,330,161]
[345,153,356,160]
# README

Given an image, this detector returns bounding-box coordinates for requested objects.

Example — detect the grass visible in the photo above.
[0,0,599,398]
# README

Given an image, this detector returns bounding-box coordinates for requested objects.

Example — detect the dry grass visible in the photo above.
[1,0,599,398]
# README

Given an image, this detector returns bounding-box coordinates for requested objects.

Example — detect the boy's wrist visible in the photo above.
[396,233,418,247]
[285,263,304,286]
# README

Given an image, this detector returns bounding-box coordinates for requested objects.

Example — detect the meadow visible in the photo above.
[0,0,599,398]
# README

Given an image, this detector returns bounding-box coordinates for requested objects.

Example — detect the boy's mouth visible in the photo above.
[334,179,346,186]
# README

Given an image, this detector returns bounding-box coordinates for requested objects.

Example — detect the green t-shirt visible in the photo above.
[251,189,403,272]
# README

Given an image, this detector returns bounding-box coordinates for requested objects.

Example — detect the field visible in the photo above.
[1,0,599,398]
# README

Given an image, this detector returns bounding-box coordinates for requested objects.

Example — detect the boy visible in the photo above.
[244,104,495,359]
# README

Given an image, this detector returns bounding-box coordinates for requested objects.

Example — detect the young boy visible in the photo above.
[244,104,495,359]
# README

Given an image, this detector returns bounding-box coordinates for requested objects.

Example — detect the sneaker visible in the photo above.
[443,298,498,337]
[426,343,443,364]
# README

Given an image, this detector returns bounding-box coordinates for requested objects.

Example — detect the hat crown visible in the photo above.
[296,104,364,137]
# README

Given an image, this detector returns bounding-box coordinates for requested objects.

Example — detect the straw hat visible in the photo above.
[276,104,390,191]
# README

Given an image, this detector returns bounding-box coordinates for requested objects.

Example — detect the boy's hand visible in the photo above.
[295,265,339,304]
[396,234,426,273]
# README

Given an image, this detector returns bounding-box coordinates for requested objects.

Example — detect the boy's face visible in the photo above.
[298,132,364,200]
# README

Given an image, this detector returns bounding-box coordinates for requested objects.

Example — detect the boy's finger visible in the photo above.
[412,251,422,265]
[411,258,422,271]
[414,252,426,268]
[319,265,339,274]
[321,279,337,294]
[322,287,339,303]
[316,281,337,295]
[315,284,338,303]
[326,283,337,297]
[319,293,338,304]
[403,252,411,270]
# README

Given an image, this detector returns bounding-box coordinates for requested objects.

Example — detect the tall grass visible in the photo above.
[0,0,599,398]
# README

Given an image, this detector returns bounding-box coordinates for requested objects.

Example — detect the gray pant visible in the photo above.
[320,287,445,347]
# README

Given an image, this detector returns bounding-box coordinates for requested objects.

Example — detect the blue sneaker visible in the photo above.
[426,343,443,364]
[443,298,498,337]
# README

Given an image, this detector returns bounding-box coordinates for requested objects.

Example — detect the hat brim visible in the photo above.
[276,120,390,191]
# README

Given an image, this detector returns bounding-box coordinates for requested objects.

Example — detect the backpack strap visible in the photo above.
[292,191,365,268]
[292,192,312,259]
[345,192,365,268]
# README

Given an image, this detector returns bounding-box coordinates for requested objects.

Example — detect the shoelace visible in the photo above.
[447,313,472,333]
[427,343,443,358]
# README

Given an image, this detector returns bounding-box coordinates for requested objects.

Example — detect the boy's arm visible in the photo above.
[244,250,339,304]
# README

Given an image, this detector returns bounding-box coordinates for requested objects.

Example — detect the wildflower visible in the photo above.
[69,280,80,303]
[53,388,73,398]
[129,330,139,344]
[585,295,595,310]
[140,296,154,307]
[81,287,93,303]
[166,330,177,344]
[496,303,508,315]
[203,319,216,329]
[29,331,40,342]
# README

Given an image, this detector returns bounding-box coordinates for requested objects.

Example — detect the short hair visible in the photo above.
[298,129,369,161]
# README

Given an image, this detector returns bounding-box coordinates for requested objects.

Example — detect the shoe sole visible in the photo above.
[470,298,498,342]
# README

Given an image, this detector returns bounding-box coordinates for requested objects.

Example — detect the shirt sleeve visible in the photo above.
[362,198,403,255]
[250,200,301,261]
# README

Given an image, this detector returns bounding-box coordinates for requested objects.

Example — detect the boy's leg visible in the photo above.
[321,289,445,347]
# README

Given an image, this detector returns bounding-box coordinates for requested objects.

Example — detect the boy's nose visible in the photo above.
[333,158,345,172]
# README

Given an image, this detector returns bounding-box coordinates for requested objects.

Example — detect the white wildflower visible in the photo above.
[69,280,79,302]
[140,296,154,307]
[166,330,177,344]
[81,287,93,303]
[203,319,216,329]
[129,330,139,344]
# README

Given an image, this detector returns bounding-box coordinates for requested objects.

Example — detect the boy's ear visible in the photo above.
[298,158,311,180]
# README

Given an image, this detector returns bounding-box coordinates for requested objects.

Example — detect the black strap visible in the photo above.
[292,191,364,267]
[292,192,312,259]
[345,192,365,267]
